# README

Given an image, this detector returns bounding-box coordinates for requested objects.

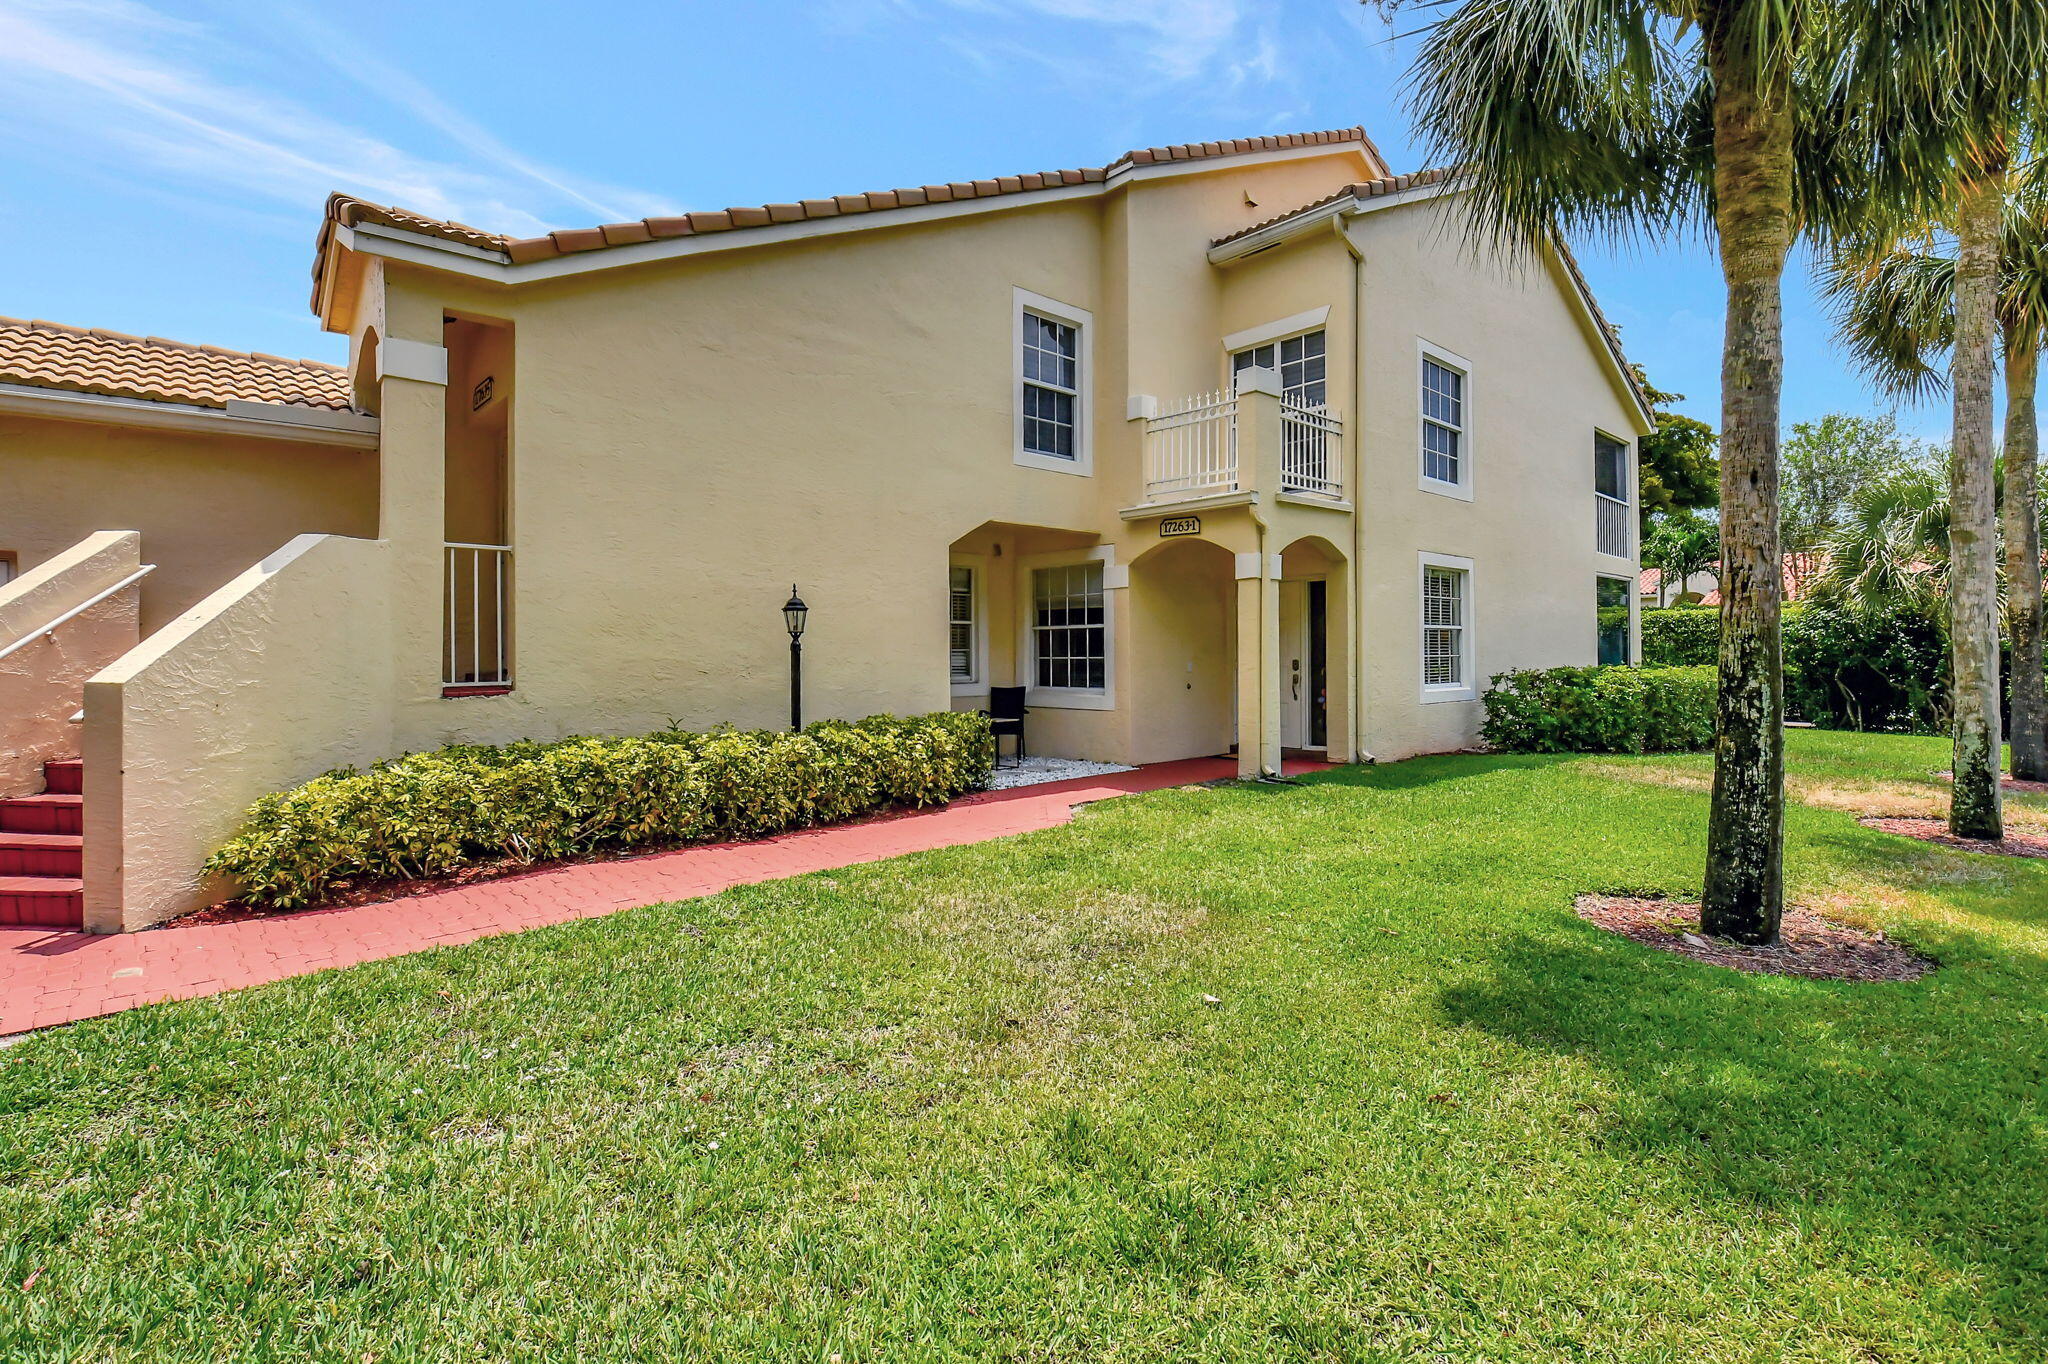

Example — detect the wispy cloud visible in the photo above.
[0,0,672,235]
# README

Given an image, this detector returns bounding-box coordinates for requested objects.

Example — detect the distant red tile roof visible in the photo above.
[314,125,1384,308]
[0,316,352,411]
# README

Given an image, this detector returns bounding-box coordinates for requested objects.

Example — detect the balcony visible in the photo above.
[1141,369,1343,504]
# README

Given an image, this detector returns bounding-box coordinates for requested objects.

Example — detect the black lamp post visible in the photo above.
[783,584,809,731]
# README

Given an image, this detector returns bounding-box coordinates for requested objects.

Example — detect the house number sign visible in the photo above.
[1159,516,1201,538]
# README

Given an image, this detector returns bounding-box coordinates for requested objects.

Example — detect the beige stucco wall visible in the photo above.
[0,412,379,633]
[1345,203,1645,761]
[82,533,395,931]
[0,530,141,795]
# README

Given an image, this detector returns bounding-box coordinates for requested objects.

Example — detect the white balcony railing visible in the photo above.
[1143,389,1238,498]
[1142,387,1343,502]
[445,542,513,687]
[1596,495,1631,557]
[1279,397,1343,499]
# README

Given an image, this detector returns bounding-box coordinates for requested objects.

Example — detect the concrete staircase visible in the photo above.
[0,759,84,928]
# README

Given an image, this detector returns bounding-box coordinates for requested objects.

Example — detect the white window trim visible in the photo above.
[1594,428,1635,561]
[1418,551,1477,704]
[949,555,989,696]
[1017,547,1116,711]
[1417,338,1474,501]
[1221,306,1332,355]
[1013,287,1094,477]
[1597,571,1636,667]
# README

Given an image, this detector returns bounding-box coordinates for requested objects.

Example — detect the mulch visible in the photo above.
[1860,816,2048,860]
[1574,894,1935,983]
[1934,771,2048,796]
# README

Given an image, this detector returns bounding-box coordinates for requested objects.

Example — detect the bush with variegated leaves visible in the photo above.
[206,711,995,910]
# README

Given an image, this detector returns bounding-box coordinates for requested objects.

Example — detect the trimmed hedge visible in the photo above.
[206,711,996,910]
[1481,665,1717,754]
[1641,605,1720,667]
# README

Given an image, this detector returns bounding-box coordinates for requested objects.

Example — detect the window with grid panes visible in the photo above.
[1422,565,1466,687]
[1422,357,1464,485]
[1231,329,1326,404]
[1021,312,1079,459]
[1032,562,1105,690]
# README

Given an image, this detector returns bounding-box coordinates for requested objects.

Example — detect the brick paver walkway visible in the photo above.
[1,757,1327,1036]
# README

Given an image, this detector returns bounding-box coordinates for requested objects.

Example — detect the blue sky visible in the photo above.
[0,0,1950,441]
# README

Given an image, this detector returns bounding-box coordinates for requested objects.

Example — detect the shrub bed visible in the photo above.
[207,711,996,910]
[1481,665,1717,754]
[1640,605,1720,668]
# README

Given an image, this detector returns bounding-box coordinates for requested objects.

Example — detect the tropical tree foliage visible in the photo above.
[1632,369,1721,532]
[1643,509,1721,604]
[1779,413,1926,553]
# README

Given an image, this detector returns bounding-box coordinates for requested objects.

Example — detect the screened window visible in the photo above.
[949,565,977,683]
[1021,312,1079,459]
[1595,432,1630,501]
[1032,562,1106,691]
[1232,329,1326,405]
[1597,575,1631,666]
[1422,357,1465,486]
[1422,565,1467,688]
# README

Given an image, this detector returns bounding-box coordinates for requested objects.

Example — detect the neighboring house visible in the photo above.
[1639,552,1822,609]
[0,125,1650,932]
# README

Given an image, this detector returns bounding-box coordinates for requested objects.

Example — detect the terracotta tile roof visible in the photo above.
[0,316,352,411]
[314,125,1382,304]
[1209,168,1458,246]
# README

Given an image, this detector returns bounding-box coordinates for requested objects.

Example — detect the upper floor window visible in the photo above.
[1419,344,1471,498]
[1232,329,1326,405]
[1014,288,1093,475]
[1595,432,1630,502]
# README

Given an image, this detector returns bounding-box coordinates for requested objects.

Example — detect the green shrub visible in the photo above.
[1481,665,1717,754]
[1641,606,1720,667]
[206,711,996,910]
[1785,601,1950,733]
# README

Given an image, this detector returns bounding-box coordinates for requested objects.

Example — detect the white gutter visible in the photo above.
[0,382,378,448]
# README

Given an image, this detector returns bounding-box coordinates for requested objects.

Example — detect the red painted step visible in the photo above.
[0,831,81,877]
[0,876,83,928]
[43,759,83,796]
[0,794,82,836]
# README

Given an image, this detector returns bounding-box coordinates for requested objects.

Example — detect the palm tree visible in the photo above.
[1822,181,2048,782]
[1809,463,1951,617]
[1645,512,1722,605]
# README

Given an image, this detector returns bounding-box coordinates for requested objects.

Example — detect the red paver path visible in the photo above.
[1,757,1328,1036]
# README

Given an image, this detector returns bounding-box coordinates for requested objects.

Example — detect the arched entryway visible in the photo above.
[1124,535,1237,764]
[1279,534,1352,762]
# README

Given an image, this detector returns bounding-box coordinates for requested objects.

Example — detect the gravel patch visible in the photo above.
[1861,816,2048,859]
[1575,893,1935,983]
[981,756,1138,791]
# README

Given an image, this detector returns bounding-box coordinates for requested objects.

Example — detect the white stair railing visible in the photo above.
[1142,390,1237,499]
[444,543,513,687]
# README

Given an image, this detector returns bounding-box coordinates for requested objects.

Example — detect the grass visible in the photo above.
[4,730,2046,1361]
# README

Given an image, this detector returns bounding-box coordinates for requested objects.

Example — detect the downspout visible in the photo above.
[1338,212,1374,763]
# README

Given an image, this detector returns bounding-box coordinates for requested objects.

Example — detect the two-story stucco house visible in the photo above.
[0,125,1650,932]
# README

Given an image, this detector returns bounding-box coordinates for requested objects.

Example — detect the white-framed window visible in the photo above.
[1031,561,1106,694]
[1418,341,1472,499]
[1231,328,1326,405]
[1597,573,1632,666]
[1418,552,1475,703]
[1014,288,1093,476]
[1594,430,1633,557]
[949,563,980,687]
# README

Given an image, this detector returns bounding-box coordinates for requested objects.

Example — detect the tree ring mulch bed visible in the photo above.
[1860,816,2048,860]
[1574,894,1935,982]
[1934,770,2048,796]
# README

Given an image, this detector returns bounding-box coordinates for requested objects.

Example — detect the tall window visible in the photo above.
[1597,575,1631,665]
[1422,356,1465,487]
[1594,433,1629,500]
[1232,329,1326,405]
[1033,562,1105,691]
[1422,565,1466,687]
[1021,311,1078,460]
[949,565,977,684]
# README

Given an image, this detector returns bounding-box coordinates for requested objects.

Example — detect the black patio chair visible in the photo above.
[986,686,1029,767]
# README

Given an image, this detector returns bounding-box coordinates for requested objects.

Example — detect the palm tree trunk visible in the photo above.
[1949,147,2007,839]
[2005,331,2045,782]
[1699,32,1793,945]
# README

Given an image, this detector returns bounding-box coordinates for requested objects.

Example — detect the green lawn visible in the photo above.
[5,731,2046,1362]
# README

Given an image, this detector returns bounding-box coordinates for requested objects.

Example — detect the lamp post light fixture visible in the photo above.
[783,584,809,732]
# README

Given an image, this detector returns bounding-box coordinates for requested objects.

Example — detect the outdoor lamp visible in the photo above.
[783,585,809,641]
[784,585,808,731]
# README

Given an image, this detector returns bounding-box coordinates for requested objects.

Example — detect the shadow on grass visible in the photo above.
[1299,752,1585,793]
[1438,919,2048,1324]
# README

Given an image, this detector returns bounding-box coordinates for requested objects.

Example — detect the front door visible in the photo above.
[1278,579,1328,751]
